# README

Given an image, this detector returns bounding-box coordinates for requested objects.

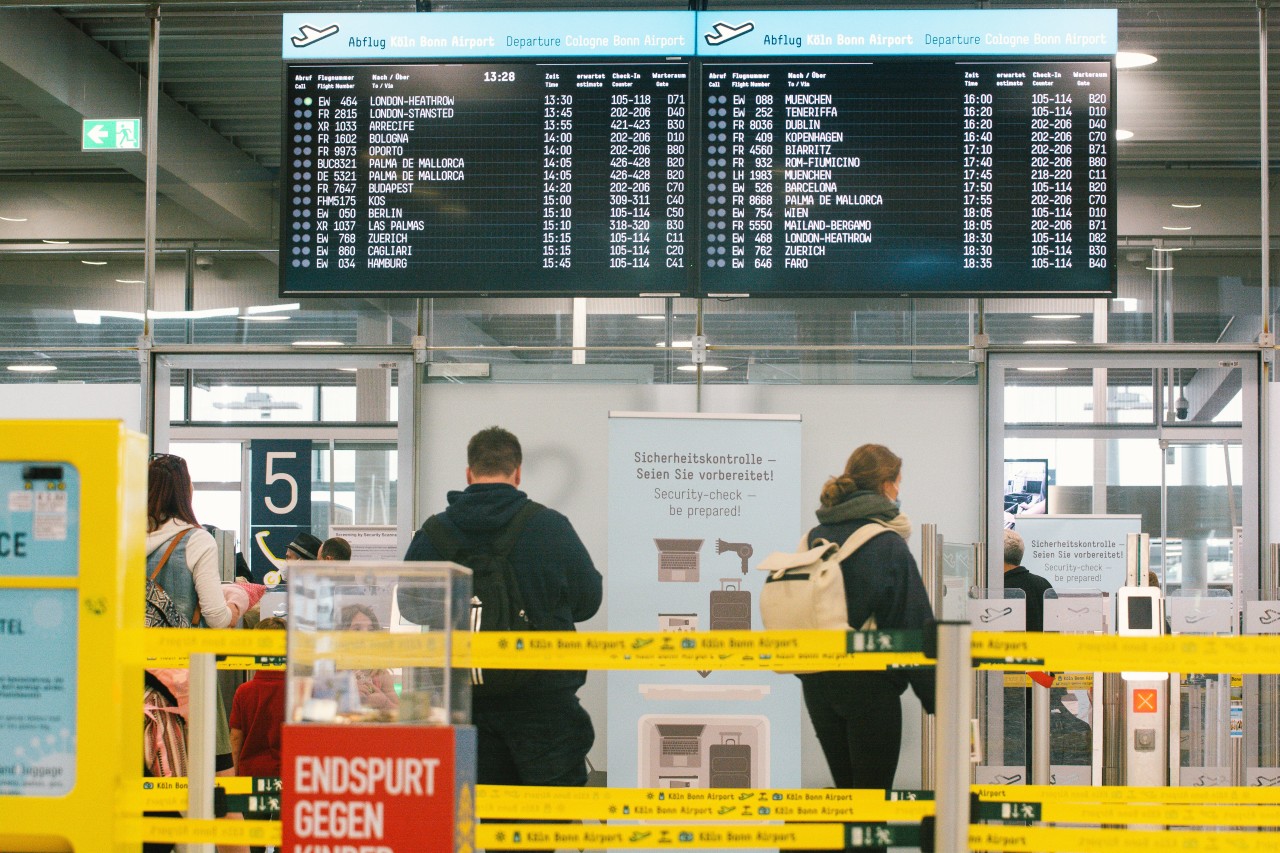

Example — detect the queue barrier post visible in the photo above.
[934,620,973,853]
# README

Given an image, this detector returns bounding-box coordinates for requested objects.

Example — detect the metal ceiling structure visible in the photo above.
[0,1,1272,393]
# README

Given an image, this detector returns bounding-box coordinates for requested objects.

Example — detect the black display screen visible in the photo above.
[1127,596,1153,631]
[281,57,1114,298]
[699,60,1114,296]
[284,62,694,296]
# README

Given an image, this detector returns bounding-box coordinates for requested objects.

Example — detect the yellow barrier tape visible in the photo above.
[1040,801,1280,827]
[972,632,1280,674]
[976,783,1280,804]
[1002,672,1093,689]
[468,630,928,671]
[128,817,281,846]
[135,777,280,811]
[476,785,933,822]
[476,822,845,849]
[969,824,1280,852]
[139,628,928,672]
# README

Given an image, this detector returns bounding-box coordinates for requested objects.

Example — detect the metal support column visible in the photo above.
[921,524,943,789]
[186,652,217,853]
[934,620,973,853]
[1031,682,1051,785]
[141,4,161,443]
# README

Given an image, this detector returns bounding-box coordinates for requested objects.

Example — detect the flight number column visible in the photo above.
[961,82,994,270]
[542,91,574,270]
[310,94,361,272]
[608,91,654,270]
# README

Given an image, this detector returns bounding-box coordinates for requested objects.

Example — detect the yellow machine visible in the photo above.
[0,421,147,852]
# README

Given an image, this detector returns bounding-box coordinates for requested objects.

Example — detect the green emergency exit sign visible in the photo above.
[81,118,141,151]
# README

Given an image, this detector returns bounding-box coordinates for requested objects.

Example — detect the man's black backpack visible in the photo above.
[422,501,544,697]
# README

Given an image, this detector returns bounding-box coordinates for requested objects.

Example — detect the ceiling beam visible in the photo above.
[0,8,273,238]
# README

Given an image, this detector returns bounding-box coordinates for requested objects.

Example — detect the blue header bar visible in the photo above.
[283,9,1117,60]
[281,11,695,60]
[695,9,1117,57]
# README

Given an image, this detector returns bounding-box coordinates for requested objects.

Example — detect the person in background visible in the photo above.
[1002,529,1055,781]
[403,426,602,853]
[797,444,936,796]
[229,617,287,853]
[338,604,399,712]
[146,452,247,853]
[285,531,322,562]
[319,536,352,561]
[1003,530,1053,632]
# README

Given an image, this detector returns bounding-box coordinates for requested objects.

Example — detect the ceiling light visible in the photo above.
[656,340,693,348]
[148,307,239,320]
[292,340,344,347]
[1112,298,1139,312]
[80,260,107,266]
[244,303,300,315]
[1031,314,1080,320]
[42,239,69,245]
[1162,226,1192,232]
[677,364,728,372]
[1016,366,1070,373]
[1023,339,1075,345]
[115,278,144,284]
[637,314,668,320]
[0,216,28,222]
[1115,52,1157,69]
[7,364,57,373]
[1152,246,1182,252]
[1116,129,1134,141]
[73,309,144,324]
[336,367,359,372]
[238,315,290,322]
[1171,203,1201,209]
[1145,265,1174,271]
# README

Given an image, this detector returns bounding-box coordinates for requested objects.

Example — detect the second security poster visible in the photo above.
[607,412,802,791]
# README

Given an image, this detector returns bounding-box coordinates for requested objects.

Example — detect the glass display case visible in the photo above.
[285,562,472,726]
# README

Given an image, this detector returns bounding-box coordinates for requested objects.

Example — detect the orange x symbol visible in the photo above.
[1133,688,1158,713]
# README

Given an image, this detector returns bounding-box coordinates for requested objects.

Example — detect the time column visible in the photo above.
[542,88,575,269]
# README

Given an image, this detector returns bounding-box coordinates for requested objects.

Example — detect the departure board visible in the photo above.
[699,60,1113,296]
[279,9,1119,298]
[284,62,694,296]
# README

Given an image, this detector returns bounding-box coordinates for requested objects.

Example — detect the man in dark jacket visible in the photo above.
[1003,530,1053,632]
[404,426,603,793]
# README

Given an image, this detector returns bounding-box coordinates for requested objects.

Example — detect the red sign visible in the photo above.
[1133,688,1158,713]
[282,724,476,853]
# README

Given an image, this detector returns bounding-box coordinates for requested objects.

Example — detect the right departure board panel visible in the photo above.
[698,59,1114,297]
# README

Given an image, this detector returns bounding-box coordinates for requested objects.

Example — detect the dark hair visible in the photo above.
[147,453,199,532]
[819,444,902,508]
[256,616,287,631]
[320,536,351,561]
[467,426,522,476]
[340,603,380,630]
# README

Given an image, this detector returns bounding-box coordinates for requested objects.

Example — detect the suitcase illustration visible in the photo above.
[709,577,751,630]
[708,733,752,788]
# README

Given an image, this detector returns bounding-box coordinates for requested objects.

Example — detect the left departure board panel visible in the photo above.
[283,62,695,296]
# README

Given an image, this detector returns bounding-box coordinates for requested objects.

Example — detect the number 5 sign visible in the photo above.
[249,440,312,581]
[251,440,311,527]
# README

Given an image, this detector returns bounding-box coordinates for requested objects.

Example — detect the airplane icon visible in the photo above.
[705,21,755,46]
[291,23,340,48]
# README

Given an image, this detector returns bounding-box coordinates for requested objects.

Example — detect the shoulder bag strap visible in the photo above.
[148,527,193,583]
[422,516,464,562]
[490,501,544,557]
[831,521,893,564]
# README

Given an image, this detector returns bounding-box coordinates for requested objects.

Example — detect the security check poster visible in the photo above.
[607,412,802,802]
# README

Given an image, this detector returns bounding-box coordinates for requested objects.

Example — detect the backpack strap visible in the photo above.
[830,520,895,564]
[423,500,545,561]
[148,527,193,582]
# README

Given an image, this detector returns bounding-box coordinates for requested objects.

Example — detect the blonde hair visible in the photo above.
[820,444,902,508]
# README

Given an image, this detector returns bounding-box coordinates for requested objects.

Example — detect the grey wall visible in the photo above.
[420,380,980,787]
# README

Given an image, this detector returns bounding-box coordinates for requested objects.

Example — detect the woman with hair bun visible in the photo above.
[801,444,935,792]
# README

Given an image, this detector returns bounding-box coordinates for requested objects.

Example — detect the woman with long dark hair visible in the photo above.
[147,453,233,628]
[799,444,935,790]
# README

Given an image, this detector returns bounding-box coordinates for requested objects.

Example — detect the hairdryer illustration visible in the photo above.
[715,539,754,575]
